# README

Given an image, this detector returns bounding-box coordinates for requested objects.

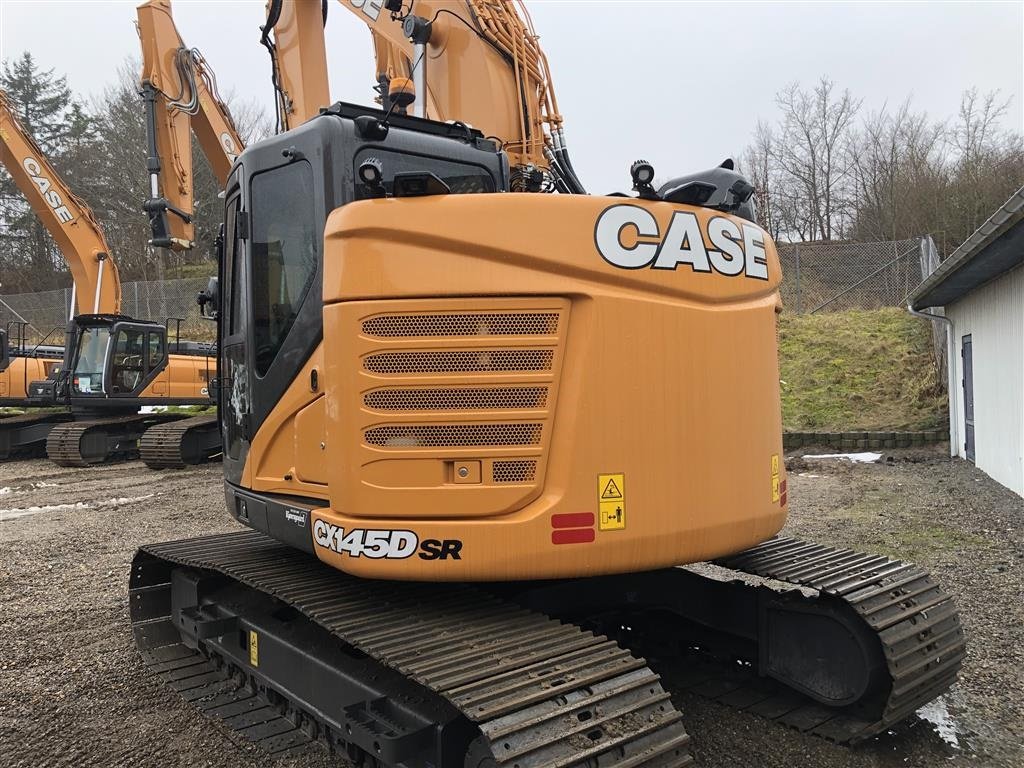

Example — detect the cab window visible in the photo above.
[249,161,317,377]
[148,333,165,370]
[72,327,110,395]
[110,328,146,393]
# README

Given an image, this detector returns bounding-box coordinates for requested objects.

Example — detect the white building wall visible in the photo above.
[947,264,1024,496]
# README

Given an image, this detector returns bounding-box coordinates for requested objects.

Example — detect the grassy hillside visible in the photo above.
[779,308,948,431]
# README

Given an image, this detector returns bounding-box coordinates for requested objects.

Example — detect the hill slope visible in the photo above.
[778,308,948,431]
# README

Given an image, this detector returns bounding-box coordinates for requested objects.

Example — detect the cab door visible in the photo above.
[220,187,250,486]
[103,322,168,398]
[0,329,9,373]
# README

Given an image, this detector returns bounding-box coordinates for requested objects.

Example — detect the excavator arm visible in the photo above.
[136,0,245,251]
[263,0,583,192]
[0,90,121,316]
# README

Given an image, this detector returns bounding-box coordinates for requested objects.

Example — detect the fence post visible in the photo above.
[794,244,802,313]
[134,282,139,319]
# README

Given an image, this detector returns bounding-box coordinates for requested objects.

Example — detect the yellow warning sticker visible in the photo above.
[598,473,625,530]
[599,473,624,501]
[771,454,781,503]
[249,630,259,667]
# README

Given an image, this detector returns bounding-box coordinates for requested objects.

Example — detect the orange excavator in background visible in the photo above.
[131,3,965,765]
[0,89,214,463]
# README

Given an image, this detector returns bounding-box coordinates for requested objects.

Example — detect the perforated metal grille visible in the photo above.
[492,460,538,483]
[363,387,549,412]
[364,424,543,448]
[362,312,559,338]
[364,350,554,375]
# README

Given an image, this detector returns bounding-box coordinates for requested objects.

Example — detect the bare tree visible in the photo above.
[741,121,783,240]
[771,77,861,241]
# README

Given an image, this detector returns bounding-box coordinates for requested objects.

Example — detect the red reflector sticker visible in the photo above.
[552,528,596,545]
[551,512,595,529]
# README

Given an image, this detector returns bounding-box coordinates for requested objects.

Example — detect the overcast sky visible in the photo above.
[1,1,1021,193]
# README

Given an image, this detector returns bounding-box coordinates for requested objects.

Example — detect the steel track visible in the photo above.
[130,531,695,767]
[138,414,220,469]
[702,536,966,742]
[46,413,183,466]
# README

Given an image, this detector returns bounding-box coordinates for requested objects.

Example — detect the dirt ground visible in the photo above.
[0,448,1021,768]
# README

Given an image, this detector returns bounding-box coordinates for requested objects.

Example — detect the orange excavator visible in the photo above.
[0,81,218,465]
[130,3,965,765]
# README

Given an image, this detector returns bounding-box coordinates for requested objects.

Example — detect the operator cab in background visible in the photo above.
[28,315,212,409]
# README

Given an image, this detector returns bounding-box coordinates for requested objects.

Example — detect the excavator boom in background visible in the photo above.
[137,0,243,252]
[0,89,106,457]
[262,0,583,192]
[130,2,965,765]
[126,0,250,468]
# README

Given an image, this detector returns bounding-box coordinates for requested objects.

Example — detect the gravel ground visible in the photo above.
[0,449,1021,768]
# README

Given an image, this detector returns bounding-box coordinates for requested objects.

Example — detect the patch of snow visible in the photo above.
[99,494,155,506]
[0,493,155,521]
[917,696,961,749]
[0,502,90,521]
[802,452,882,464]
[797,473,821,478]
[0,487,11,495]
[138,406,169,414]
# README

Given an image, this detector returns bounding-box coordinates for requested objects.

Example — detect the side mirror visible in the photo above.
[197,277,219,320]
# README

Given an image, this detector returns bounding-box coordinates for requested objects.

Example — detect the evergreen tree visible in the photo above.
[0,52,80,291]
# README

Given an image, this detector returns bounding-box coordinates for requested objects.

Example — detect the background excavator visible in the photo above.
[0,87,216,465]
[0,44,230,468]
[130,3,966,766]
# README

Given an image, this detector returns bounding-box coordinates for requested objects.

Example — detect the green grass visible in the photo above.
[171,261,217,280]
[779,308,948,431]
[163,405,216,415]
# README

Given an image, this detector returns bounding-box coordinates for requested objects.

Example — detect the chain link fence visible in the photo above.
[0,277,212,344]
[778,236,932,314]
[1,236,939,342]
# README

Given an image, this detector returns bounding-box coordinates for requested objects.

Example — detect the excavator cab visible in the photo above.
[67,316,168,400]
[29,316,169,407]
[217,102,506,488]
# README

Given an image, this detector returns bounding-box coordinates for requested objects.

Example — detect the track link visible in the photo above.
[0,410,72,459]
[698,536,966,742]
[139,414,220,469]
[46,413,183,466]
[131,531,694,767]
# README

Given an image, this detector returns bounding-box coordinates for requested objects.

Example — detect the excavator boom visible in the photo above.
[264,0,581,190]
[0,90,121,316]
[137,0,244,250]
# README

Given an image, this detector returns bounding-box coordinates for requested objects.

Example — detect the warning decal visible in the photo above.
[598,473,626,531]
[601,477,623,500]
[249,630,259,667]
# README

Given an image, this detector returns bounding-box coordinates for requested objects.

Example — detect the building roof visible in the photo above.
[909,185,1024,309]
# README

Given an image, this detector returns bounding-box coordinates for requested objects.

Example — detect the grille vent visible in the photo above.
[364,350,554,375]
[362,312,559,338]
[492,460,538,483]
[364,387,549,412]
[364,423,543,448]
